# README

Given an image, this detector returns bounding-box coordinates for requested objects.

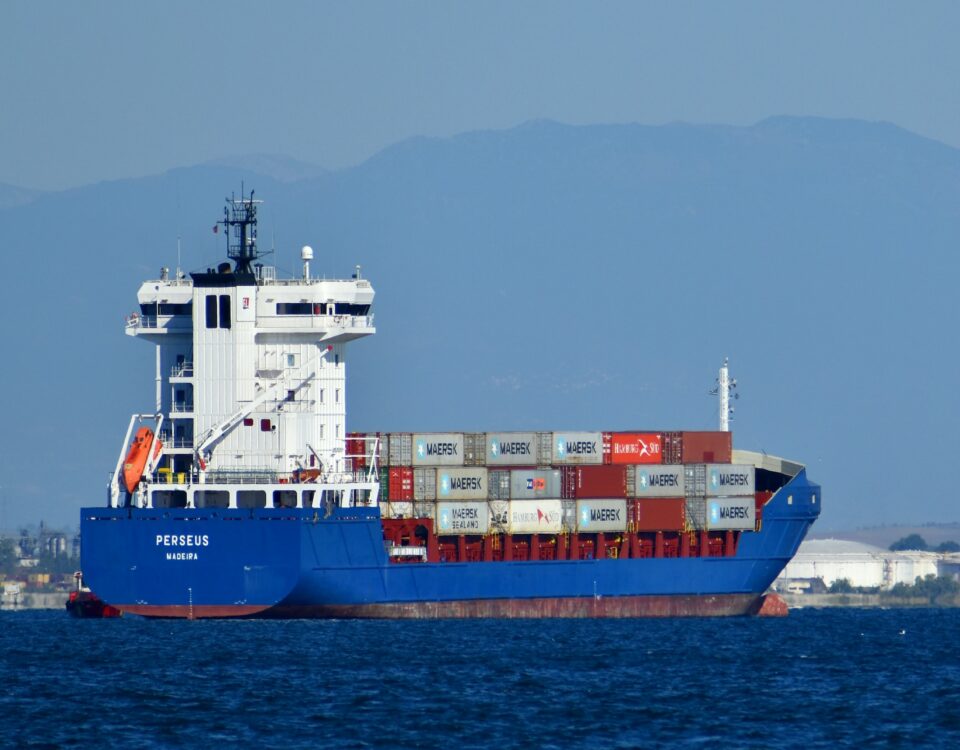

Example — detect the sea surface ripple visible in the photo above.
[3,608,959,748]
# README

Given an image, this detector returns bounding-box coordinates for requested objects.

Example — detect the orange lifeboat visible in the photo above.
[122,427,163,493]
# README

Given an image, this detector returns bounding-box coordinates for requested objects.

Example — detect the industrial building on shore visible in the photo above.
[774,539,960,593]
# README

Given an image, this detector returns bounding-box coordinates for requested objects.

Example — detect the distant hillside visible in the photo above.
[2,116,959,530]
[0,181,42,209]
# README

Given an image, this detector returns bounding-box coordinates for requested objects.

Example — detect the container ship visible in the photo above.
[80,191,820,618]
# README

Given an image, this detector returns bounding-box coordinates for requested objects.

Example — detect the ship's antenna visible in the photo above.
[176,235,182,279]
[217,186,263,275]
[709,357,739,431]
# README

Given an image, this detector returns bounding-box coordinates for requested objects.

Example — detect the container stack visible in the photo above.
[364,430,756,536]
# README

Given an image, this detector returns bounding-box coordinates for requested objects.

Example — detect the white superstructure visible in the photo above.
[112,191,378,511]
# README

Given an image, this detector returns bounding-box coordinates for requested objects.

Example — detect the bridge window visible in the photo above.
[219,295,231,329]
[276,302,312,315]
[205,295,217,328]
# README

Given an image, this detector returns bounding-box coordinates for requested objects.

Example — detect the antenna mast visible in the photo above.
[711,357,738,432]
[218,188,263,275]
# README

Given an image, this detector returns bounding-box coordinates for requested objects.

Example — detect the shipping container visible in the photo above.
[413,501,435,520]
[629,466,686,498]
[608,433,663,465]
[575,499,628,532]
[437,467,488,500]
[488,470,511,500]
[706,497,756,530]
[379,472,389,501]
[413,468,437,501]
[436,502,490,535]
[685,496,707,530]
[662,431,683,464]
[706,464,755,496]
[385,501,414,519]
[684,464,707,497]
[535,432,552,465]
[563,465,627,498]
[507,499,564,534]
[388,467,414,501]
[628,498,686,531]
[412,433,465,467]
[510,469,562,499]
[485,432,539,466]
[488,499,509,527]
[463,433,486,466]
[387,433,412,467]
[681,431,732,464]
[550,431,604,465]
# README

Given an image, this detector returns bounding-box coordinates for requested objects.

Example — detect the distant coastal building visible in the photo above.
[775,539,943,592]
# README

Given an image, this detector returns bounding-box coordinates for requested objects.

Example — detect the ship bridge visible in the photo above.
[115,191,377,506]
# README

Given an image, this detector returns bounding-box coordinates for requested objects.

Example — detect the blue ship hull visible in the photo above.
[80,470,819,618]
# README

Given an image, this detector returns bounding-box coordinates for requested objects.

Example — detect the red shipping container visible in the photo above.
[680,431,732,464]
[388,467,414,501]
[563,465,627,498]
[662,431,683,464]
[628,498,685,531]
[609,433,663,464]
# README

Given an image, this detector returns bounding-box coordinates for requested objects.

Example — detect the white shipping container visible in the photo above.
[488,499,510,528]
[437,468,487,500]
[507,499,564,534]
[551,432,604,465]
[485,432,539,466]
[436,502,489,535]
[413,468,437,501]
[706,497,756,530]
[575,499,628,532]
[412,433,465,467]
[385,501,414,519]
[630,466,686,497]
[706,464,756,496]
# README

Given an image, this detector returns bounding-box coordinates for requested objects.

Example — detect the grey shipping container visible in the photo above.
[436,502,489,535]
[463,433,486,466]
[684,465,707,497]
[629,466,686,498]
[551,432,604,465]
[510,469,562,499]
[385,501,414,519]
[507,499,564,534]
[706,497,756,530]
[706,464,755,496]
[488,470,511,500]
[437,468,487,500]
[413,501,435,520]
[412,433,465,467]
[685,496,707,530]
[387,433,412,467]
[575,499,628,532]
[413,468,437,501]
[485,432,539,466]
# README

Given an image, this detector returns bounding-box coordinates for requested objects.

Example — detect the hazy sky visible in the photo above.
[3,1,959,190]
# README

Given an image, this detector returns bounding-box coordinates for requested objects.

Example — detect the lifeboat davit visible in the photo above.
[122,427,162,493]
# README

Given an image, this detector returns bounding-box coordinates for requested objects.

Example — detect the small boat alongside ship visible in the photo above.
[80,191,820,618]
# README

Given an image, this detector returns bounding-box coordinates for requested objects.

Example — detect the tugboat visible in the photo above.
[65,572,122,618]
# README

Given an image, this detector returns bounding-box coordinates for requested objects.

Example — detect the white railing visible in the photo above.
[170,362,194,378]
[170,402,194,413]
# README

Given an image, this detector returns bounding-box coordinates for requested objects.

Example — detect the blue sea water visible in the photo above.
[3,608,959,749]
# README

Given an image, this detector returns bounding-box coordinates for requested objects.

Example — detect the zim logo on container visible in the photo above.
[525,477,547,491]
